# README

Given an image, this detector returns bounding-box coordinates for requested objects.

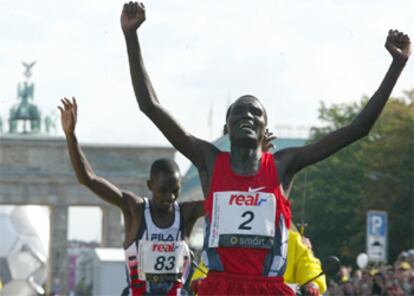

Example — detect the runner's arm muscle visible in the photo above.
[59,98,125,210]
[122,2,207,165]
[181,201,205,238]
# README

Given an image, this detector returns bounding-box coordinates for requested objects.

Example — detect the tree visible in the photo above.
[291,90,414,265]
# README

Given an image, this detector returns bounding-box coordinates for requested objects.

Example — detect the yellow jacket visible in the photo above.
[284,230,326,293]
[191,230,326,294]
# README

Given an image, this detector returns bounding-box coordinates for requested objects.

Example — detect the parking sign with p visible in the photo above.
[367,210,388,263]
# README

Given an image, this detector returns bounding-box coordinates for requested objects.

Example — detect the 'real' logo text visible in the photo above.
[229,193,267,206]
[152,242,178,252]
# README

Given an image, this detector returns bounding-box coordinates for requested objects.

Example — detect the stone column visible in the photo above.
[49,204,69,295]
[101,206,123,248]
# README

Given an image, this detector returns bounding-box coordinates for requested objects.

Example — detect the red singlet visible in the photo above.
[200,152,293,295]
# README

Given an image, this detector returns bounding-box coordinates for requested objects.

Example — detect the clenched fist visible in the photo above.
[385,29,411,64]
[121,2,146,33]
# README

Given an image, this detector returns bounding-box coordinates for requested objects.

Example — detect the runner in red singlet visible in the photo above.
[58,98,204,295]
[121,2,410,294]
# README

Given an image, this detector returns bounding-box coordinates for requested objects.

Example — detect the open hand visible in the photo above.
[385,29,411,64]
[58,97,77,135]
[121,2,146,33]
[262,128,277,152]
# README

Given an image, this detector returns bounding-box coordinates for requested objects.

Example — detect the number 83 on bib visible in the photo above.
[137,241,189,282]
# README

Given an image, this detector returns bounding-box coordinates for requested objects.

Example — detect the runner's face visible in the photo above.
[149,171,181,212]
[227,96,267,147]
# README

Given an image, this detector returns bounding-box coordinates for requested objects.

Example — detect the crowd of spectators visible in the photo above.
[326,249,414,295]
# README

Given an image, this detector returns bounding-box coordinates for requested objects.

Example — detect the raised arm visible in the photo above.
[59,97,125,209]
[279,30,411,177]
[121,2,209,165]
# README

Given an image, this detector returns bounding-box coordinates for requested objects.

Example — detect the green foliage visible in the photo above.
[291,90,414,265]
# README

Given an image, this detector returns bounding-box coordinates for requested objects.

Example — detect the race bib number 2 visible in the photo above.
[209,191,276,249]
[137,240,189,282]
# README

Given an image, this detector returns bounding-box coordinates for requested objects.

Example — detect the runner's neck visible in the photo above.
[149,200,175,229]
[229,146,263,176]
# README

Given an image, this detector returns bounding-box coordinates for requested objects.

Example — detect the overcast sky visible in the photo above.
[2,0,413,147]
[1,0,413,240]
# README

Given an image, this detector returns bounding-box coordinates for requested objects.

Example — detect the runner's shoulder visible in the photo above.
[121,191,145,212]
[192,136,221,161]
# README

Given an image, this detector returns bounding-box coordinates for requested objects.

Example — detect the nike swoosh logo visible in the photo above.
[248,186,266,192]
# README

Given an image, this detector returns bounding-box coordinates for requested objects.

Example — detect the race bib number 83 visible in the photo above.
[209,191,276,249]
[137,241,189,282]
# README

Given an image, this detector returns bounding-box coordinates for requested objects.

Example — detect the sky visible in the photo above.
[1,0,413,241]
[2,0,413,148]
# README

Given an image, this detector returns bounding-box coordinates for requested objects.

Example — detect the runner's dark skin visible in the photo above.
[121,2,411,198]
[59,98,204,248]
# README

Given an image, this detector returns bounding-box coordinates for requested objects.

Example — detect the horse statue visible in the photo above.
[9,62,41,133]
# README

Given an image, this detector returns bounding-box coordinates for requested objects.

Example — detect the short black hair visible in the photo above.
[225,95,268,124]
[150,158,180,179]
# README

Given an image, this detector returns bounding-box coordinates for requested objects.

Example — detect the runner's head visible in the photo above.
[147,158,181,213]
[224,95,268,148]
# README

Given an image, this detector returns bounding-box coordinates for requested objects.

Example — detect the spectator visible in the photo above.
[372,272,386,295]
[395,261,412,294]
[327,249,414,296]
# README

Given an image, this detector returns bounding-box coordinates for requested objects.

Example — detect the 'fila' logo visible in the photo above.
[151,233,174,241]
[229,193,267,206]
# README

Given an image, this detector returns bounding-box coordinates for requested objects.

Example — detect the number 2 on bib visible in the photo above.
[238,211,255,230]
